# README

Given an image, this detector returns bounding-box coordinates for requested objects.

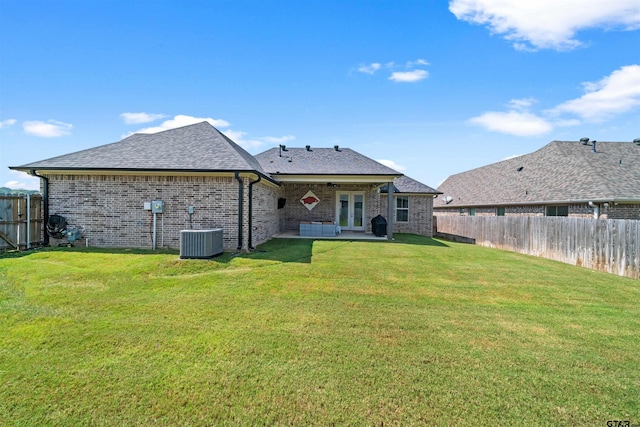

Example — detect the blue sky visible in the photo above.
[1,0,639,191]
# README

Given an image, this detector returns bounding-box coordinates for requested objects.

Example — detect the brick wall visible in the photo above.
[280,183,380,231]
[45,174,278,250]
[379,195,434,237]
[607,203,640,220]
[250,182,283,248]
[435,203,640,219]
[277,184,435,237]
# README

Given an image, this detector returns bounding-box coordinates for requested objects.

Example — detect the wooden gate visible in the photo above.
[0,194,43,250]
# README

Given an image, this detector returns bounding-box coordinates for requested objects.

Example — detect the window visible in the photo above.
[497,207,505,216]
[546,205,569,216]
[469,208,476,216]
[395,196,409,222]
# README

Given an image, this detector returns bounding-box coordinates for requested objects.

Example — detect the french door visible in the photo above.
[336,192,365,231]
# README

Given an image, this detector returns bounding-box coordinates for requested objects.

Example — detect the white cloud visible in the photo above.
[553,118,582,127]
[120,112,166,124]
[389,70,429,83]
[135,115,231,134]
[223,130,263,149]
[468,66,639,136]
[3,171,40,191]
[548,65,640,121]
[23,120,72,137]
[129,114,292,151]
[0,119,17,129]
[358,63,382,74]
[449,0,640,50]
[508,98,537,111]
[501,154,524,161]
[221,130,263,150]
[222,130,296,150]
[355,59,431,82]
[469,111,552,136]
[376,159,407,172]
[406,59,430,67]
[512,42,538,53]
[259,135,296,144]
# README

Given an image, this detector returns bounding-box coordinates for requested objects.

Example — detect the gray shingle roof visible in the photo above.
[255,147,401,176]
[435,140,640,207]
[12,121,271,177]
[380,175,441,194]
[12,122,441,193]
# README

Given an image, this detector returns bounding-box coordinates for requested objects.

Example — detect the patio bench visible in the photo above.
[299,221,339,237]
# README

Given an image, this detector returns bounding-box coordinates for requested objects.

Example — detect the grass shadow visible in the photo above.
[391,233,449,247]
[0,245,181,260]
[0,234,446,265]
[240,233,447,264]
[0,246,63,259]
[240,238,313,264]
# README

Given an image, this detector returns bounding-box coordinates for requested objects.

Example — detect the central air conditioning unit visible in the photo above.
[180,229,224,259]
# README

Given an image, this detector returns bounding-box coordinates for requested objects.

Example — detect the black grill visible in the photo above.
[371,215,387,237]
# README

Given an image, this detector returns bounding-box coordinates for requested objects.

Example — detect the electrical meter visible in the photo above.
[151,200,164,213]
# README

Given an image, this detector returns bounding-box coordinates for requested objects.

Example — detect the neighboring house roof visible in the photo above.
[11,121,275,182]
[380,175,441,195]
[255,147,401,178]
[435,140,640,208]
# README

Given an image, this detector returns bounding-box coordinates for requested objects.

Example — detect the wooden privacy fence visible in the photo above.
[0,194,43,251]
[434,216,640,280]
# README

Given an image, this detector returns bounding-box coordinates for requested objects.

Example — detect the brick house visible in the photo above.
[11,121,440,250]
[434,139,640,220]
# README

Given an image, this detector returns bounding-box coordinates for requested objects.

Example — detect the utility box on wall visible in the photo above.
[151,200,164,213]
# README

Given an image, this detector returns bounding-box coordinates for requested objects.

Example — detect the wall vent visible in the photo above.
[180,229,223,259]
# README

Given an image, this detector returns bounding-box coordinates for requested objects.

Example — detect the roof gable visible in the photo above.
[436,140,640,207]
[380,175,441,194]
[13,122,271,176]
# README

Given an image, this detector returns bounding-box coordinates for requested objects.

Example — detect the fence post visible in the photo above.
[26,193,31,249]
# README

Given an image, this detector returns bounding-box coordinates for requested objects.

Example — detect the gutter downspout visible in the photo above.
[248,174,262,250]
[28,169,49,246]
[234,172,244,251]
[387,181,394,240]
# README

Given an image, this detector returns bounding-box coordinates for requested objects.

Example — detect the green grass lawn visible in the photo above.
[1,234,638,426]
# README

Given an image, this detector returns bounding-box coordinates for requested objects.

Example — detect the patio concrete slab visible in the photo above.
[273,230,388,241]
